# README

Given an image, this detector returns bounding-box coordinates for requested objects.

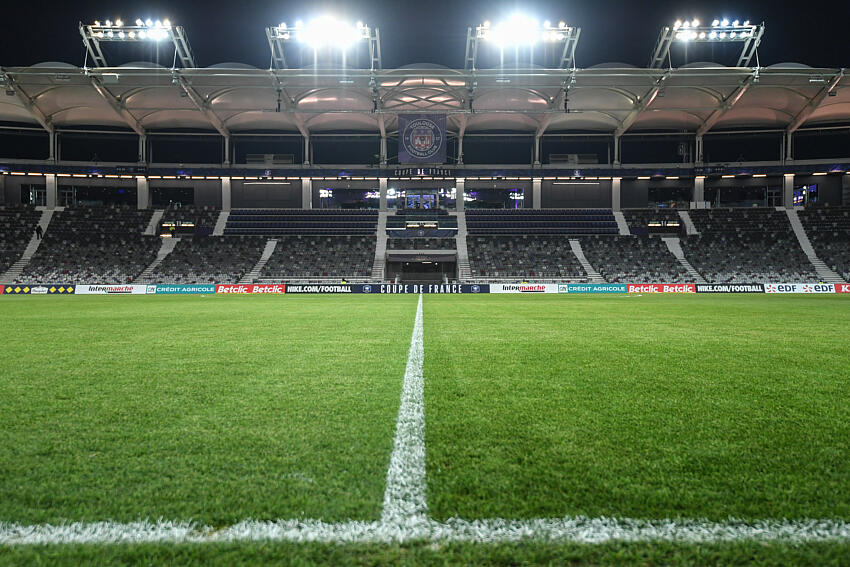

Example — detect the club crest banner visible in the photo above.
[398,114,446,164]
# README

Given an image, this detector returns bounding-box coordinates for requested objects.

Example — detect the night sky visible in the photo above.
[3,0,847,69]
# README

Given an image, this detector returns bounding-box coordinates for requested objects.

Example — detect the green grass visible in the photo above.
[2,293,850,565]
[424,295,850,521]
[0,295,416,525]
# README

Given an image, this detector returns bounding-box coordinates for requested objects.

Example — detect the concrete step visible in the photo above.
[678,210,699,235]
[662,236,707,284]
[371,211,388,281]
[212,211,229,236]
[568,239,605,283]
[455,211,472,280]
[1,209,54,283]
[240,239,278,283]
[613,211,631,235]
[144,210,165,235]
[785,208,845,283]
[135,237,181,283]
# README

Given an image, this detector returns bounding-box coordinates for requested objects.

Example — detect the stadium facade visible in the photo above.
[0,16,848,286]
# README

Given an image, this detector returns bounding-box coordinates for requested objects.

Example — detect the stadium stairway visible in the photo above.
[1,209,54,283]
[143,210,165,235]
[212,211,229,236]
[568,239,605,283]
[785,208,845,283]
[454,212,472,280]
[239,239,278,283]
[662,237,707,283]
[678,210,699,235]
[613,211,631,235]
[135,237,181,283]
[371,211,388,280]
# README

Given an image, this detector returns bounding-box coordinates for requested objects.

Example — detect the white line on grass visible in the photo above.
[2,293,850,546]
[381,293,427,530]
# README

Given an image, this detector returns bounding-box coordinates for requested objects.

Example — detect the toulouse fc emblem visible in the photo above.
[402,117,444,161]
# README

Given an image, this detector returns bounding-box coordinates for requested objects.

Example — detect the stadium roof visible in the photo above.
[1,62,847,137]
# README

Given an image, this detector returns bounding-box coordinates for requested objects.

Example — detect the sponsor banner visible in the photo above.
[152,284,217,295]
[696,284,765,293]
[835,283,850,294]
[216,284,286,294]
[0,285,3,294]
[285,283,487,294]
[558,283,628,294]
[362,283,485,294]
[764,283,835,294]
[627,283,696,293]
[75,285,148,295]
[398,114,446,164]
[490,283,559,294]
[3,284,75,295]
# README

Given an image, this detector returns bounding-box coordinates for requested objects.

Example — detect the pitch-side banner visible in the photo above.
[836,283,850,294]
[695,284,764,293]
[152,284,217,294]
[216,284,286,294]
[286,283,487,294]
[398,114,446,164]
[75,285,147,295]
[490,283,559,294]
[627,284,696,293]
[3,284,75,294]
[764,283,835,294]
[558,284,628,294]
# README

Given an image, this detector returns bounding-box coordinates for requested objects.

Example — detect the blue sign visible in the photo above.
[153,284,217,294]
[398,114,446,164]
[559,284,628,294]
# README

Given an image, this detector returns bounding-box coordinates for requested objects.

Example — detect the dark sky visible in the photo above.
[3,0,847,69]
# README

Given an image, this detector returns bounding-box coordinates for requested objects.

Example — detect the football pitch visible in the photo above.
[1,294,849,565]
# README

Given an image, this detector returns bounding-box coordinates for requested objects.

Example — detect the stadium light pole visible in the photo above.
[465,15,581,70]
[79,18,196,68]
[265,17,381,70]
[649,18,764,68]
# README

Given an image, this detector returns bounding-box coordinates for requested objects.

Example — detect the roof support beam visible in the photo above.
[786,69,844,135]
[86,73,145,137]
[696,74,756,137]
[0,70,54,136]
[174,72,231,164]
[613,74,668,137]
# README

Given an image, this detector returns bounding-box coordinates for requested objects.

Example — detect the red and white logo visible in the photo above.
[836,284,850,294]
[215,284,286,294]
[627,283,695,293]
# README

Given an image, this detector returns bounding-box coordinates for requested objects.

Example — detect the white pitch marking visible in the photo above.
[2,517,849,545]
[380,293,428,532]
[2,294,850,546]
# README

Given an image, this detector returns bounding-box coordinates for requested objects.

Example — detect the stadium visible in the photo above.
[1,2,849,565]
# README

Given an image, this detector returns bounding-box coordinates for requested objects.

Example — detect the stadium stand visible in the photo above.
[224,209,378,235]
[147,236,267,284]
[259,235,375,279]
[386,209,458,231]
[0,205,41,274]
[622,209,683,236]
[386,237,456,250]
[580,235,691,283]
[159,205,219,236]
[797,206,850,281]
[467,235,586,279]
[679,208,817,283]
[466,209,618,235]
[20,206,159,284]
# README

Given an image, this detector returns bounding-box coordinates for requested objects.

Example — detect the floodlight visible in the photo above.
[732,19,739,26]
[709,30,717,38]
[719,31,727,38]
[106,30,113,37]
[292,16,367,49]
[691,19,699,26]
[163,19,170,27]
[145,18,153,26]
[135,18,143,26]
[105,19,112,26]
[558,21,566,28]
[94,20,100,26]
[712,19,720,26]
[673,20,682,30]
[721,18,729,26]
[115,19,123,27]
[138,30,146,38]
